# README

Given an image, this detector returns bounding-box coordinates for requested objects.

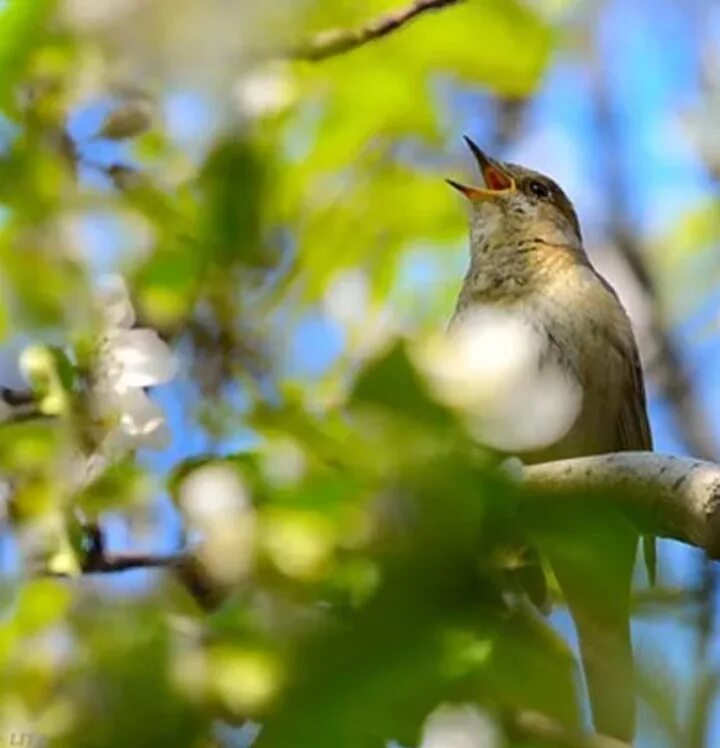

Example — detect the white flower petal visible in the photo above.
[419,307,582,452]
[66,448,110,491]
[89,275,176,452]
[179,463,250,526]
[420,704,500,748]
[179,463,256,584]
[234,66,294,119]
[109,329,177,388]
[98,275,136,329]
[323,270,369,327]
[114,388,171,449]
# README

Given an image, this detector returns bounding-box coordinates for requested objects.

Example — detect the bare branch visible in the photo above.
[81,550,183,573]
[523,452,720,557]
[289,0,464,62]
[71,527,228,609]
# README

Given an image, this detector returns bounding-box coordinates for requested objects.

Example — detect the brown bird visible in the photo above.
[447,137,654,742]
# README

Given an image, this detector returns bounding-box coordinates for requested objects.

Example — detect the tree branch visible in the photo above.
[81,550,183,573]
[288,0,464,61]
[53,453,720,587]
[523,452,720,558]
[72,530,229,610]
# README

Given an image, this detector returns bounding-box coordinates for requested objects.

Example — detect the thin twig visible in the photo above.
[81,550,183,573]
[289,0,464,61]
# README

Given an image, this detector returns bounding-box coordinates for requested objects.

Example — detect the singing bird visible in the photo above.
[447,137,654,742]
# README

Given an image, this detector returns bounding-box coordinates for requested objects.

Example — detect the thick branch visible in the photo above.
[57,453,720,582]
[289,0,463,61]
[523,452,720,558]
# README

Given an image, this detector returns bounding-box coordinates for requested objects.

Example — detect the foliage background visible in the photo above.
[0,0,718,746]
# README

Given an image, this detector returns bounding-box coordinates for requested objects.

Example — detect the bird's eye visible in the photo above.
[528,180,550,199]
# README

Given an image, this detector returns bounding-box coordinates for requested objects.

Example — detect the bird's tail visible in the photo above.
[570,601,636,742]
[643,534,657,586]
[542,515,638,742]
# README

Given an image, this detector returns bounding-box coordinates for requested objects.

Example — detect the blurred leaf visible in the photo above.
[67,603,209,748]
[11,578,71,634]
[272,0,552,298]
[0,420,61,472]
[198,135,268,267]
[0,0,56,108]
[350,341,453,428]
[134,237,203,328]
[655,199,720,319]
[256,581,576,748]
[74,459,149,516]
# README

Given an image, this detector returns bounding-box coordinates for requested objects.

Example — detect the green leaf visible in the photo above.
[350,341,452,427]
[11,578,71,634]
[197,135,268,267]
[272,0,553,299]
[0,0,57,108]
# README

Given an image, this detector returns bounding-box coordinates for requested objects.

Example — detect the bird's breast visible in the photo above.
[509,271,634,461]
[452,261,635,462]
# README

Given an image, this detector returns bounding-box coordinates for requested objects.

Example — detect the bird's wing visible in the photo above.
[616,336,653,452]
[616,327,656,585]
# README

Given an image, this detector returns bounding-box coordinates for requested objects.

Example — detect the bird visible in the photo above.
[447,136,654,742]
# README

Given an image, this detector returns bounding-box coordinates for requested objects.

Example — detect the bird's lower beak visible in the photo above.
[446,136,516,201]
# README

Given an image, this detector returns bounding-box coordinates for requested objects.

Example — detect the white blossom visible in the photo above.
[417,306,582,452]
[260,437,306,488]
[234,65,295,120]
[420,704,500,748]
[178,463,257,586]
[92,275,177,451]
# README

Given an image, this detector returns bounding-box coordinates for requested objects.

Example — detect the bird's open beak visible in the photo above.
[446,136,516,200]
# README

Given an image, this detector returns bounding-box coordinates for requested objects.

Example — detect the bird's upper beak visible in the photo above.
[446,136,516,200]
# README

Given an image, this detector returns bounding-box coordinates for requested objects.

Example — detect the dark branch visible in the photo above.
[289,0,464,61]
[81,550,183,573]
[33,453,720,578]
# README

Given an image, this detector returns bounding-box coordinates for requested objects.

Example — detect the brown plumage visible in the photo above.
[448,138,653,742]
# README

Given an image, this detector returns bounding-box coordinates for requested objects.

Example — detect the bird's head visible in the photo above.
[448,137,583,263]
